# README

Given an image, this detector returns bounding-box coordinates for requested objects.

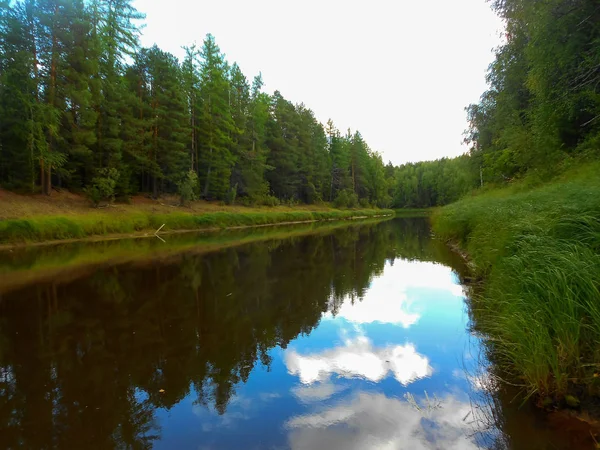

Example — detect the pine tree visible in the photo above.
[197,34,235,199]
[228,62,250,198]
[143,45,190,197]
[61,0,98,189]
[181,44,201,173]
[0,1,41,191]
[265,91,300,200]
[92,0,144,193]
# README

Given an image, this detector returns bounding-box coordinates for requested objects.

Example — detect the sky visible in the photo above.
[134,0,503,165]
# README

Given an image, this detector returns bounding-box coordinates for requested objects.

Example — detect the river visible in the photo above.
[0,218,592,449]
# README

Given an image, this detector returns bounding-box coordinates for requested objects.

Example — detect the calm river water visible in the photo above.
[0,218,592,449]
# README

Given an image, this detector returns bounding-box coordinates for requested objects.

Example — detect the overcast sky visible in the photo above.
[134,0,503,165]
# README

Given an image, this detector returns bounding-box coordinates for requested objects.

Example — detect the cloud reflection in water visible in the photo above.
[325,261,464,328]
[285,336,432,385]
[286,391,479,450]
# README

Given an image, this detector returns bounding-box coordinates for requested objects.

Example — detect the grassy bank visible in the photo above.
[0,208,392,245]
[0,218,392,295]
[432,164,600,402]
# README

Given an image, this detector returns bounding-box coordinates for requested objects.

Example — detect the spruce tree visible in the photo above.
[197,34,234,199]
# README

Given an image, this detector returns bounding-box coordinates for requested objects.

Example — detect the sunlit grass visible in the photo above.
[432,163,600,399]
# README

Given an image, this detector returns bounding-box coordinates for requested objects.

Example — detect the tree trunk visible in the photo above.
[40,160,45,195]
[203,164,211,198]
[45,3,59,196]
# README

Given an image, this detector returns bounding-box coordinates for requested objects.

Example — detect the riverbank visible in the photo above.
[0,218,395,295]
[432,164,600,406]
[0,190,392,245]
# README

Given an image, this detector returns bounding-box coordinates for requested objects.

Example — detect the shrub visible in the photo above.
[85,168,119,207]
[333,190,350,208]
[304,182,317,204]
[177,170,199,206]
[225,184,238,205]
[261,195,280,207]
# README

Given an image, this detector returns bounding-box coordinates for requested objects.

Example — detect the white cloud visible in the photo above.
[326,260,464,327]
[285,336,432,385]
[285,391,482,450]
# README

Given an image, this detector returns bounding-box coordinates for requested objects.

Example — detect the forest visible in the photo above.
[0,0,396,208]
[464,0,600,183]
[1,0,598,211]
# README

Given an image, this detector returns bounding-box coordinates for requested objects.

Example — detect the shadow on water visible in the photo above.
[0,218,594,449]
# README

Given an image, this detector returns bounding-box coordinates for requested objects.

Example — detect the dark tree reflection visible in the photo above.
[0,218,462,448]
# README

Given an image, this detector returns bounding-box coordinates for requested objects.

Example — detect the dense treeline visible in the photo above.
[4,0,595,211]
[392,155,477,208]
[0,0,393,207]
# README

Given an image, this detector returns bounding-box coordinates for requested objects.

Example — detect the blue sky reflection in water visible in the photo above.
[154,258,483,449]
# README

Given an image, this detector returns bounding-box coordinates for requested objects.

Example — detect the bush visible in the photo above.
[333,190,349,208]
[177,170,199,206]
[304,182,317,204]
[334,190,358,208]
[261,195,280,207]
[85,168,119,207]
[225,184,238,205]
[238,196,253,207]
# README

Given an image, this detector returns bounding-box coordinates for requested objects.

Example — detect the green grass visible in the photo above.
[432,163,600,400]
[0,208,393,245]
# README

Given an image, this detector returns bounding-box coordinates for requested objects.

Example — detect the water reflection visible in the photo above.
[0,218,588,449]
[286,336,432,385]
[286,392,480,450]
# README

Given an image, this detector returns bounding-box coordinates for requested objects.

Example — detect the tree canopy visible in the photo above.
[0,1,392,207]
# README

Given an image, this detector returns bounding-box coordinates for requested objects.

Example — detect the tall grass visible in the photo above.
[0,208,393,245]
[432,164,600,399]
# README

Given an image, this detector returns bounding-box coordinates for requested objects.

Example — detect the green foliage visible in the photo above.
[85,168,119,206]
[465,0,600,182]
[177,170,199,205]
[391,155,477,208]
[260,195,280,207]
[0,3,390,207]
[333,189,359,209]
[225,184,237,205]
[432,164,600,399]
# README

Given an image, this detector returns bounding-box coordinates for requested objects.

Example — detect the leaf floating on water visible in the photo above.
[159,389,165,393]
